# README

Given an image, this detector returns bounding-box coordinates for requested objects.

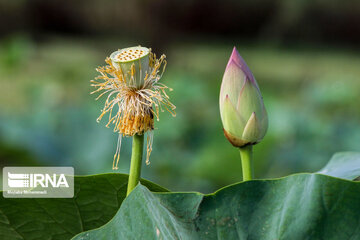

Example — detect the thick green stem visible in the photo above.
[126,134,144,196]
[239,145,253,181]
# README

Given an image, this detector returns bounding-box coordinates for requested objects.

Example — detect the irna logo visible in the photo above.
[3,167,74,198]
[7,172,69,188]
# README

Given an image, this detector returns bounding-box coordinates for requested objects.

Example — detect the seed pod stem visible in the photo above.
[126,133,145,196]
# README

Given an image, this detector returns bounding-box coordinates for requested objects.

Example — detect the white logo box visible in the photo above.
[2,167,74,198]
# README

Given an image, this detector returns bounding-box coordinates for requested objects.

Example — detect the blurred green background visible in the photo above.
[0,0,359,193]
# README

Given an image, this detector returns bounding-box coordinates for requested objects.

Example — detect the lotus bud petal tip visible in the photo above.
[220,47,268,148]
[226,47,241,69]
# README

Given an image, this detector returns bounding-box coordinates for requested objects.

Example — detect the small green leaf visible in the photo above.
[317,152,360,180]
[72,173,360,240]
[0,173,167,240]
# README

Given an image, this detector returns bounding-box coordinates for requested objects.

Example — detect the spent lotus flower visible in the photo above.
[219,47,268,148]
[91,46,176,169]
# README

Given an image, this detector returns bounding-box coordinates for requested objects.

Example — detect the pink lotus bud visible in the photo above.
[219,47,268,147]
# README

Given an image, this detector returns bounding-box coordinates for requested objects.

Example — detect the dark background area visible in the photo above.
[2,0,360,46]
[0,0,359,193]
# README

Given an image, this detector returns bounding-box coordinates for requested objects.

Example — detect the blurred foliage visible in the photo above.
[0,34,359,193]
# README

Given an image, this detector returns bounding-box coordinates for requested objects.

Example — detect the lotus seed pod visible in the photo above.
[219,47,268,147]
[110,46,150,88]
[92,46,176,169]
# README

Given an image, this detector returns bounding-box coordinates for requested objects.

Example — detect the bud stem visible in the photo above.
[239,145,253,181]
[126,134,144,196]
